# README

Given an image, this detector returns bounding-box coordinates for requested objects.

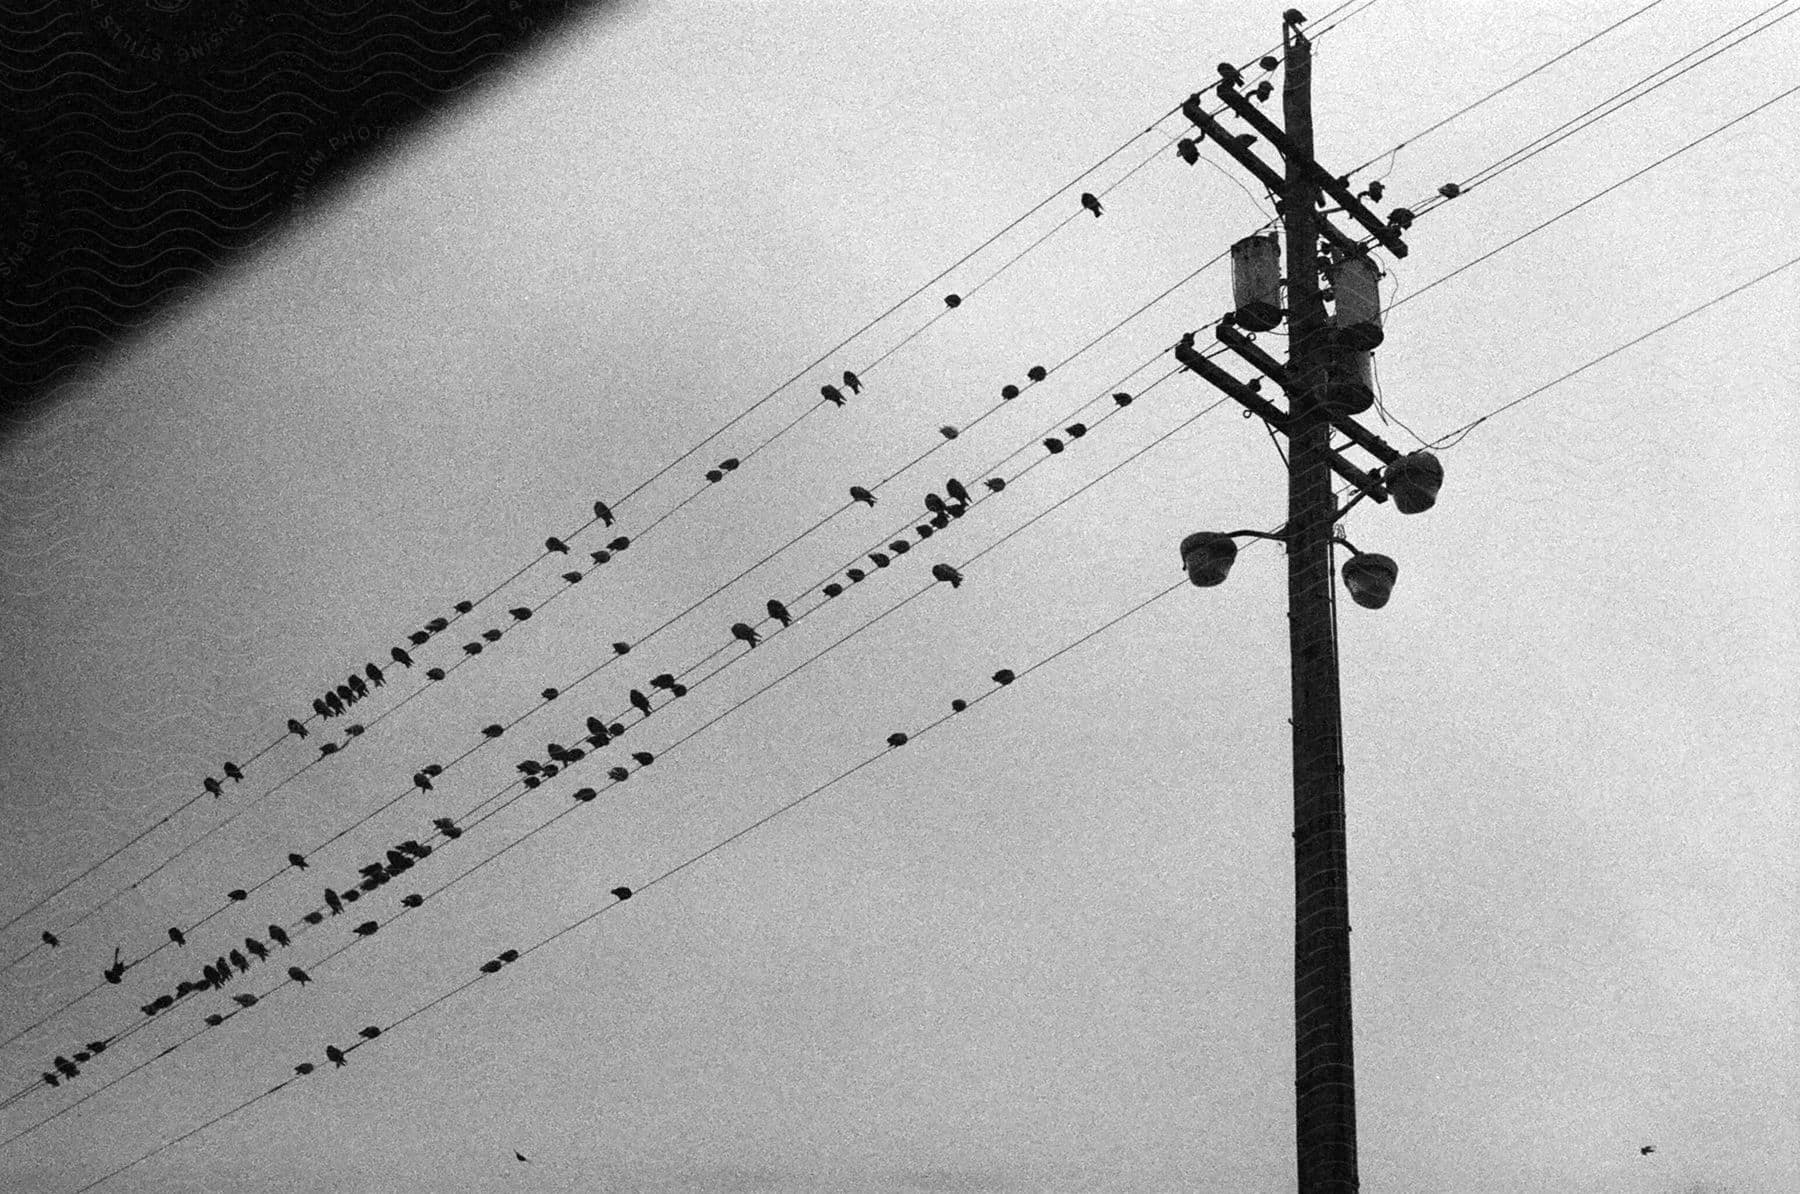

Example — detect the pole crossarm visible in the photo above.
[1214,80,1408,258]
[1213,323,1401,466]
[1173,336,1388,502]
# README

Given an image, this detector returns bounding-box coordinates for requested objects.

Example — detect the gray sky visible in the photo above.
[2,1,1795,1191]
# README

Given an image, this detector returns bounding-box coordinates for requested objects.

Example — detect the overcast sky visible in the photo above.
[1,1,1795,1191]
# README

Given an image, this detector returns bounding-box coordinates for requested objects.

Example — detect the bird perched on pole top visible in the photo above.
[1080,192,1103,217]
[1285,8,1307,27]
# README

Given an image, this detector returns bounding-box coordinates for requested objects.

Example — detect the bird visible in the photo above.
[413,771,433,792]
[202,962,222,988]
[1639,1145,1655,1156]
[245,938,268,961]
[336,681,356,704]
[325,888,343,916]
[168,927,185,947]
[365,662,384,687]
[843,370,862,394]
[1113,391,1133,406]
[924,493,947,515]
[287,718,309,739]
[515,1151,530,1163]
[608,766,630,782]
[358,1025,381,1040]
[480,959,503,974]
[402,892,425,907]
[407,630,430,646]
[984,478,1005,493]
[229,949,250,973]
[766,599,791,627]
[951,698,968,712]
[931,564,964,588]
[731,622,760,648]
[612,641,631,656]
[889,540,910,555]
[1066,423,1087,439]
[313,697,331,719]
[104,962,124,984]
[631,751,654,766]
[1252,80,1273,103]
[1001,383,1020,399]
[391,647,413,668]
[1080,192,1103,217]
[607,535,630,552]
[573,788,597,803]
[223,762,244,783]
[846,568,866,582]
[353,921,378,937]
[228,888,249,901]
[1026,365,1048,382]
[481,628,503,642]
[233,993,258,1008]
[992,669,1016,685]
[545,536,569,554]
[849,485,876,507]
[347,674,368,698]
[425,666,447,681]
[870,551,891,568]
[268,925,290,948]
[611,886,633,901]
[945,478,970,505]
[939,425,959,440]
[288,965,311,985]
[509,607,532,621]
[887,732,908,747]
[481,724,505,738]
[326,1045,347,1068]
[944,293,961,307]
[302,911,324,924]
[318,743,338,758]
[1284,8,1306,27]
[915,524,934,539]
[1176,138,1199,165]
[325,692,346,717]
[288,852,308,870]
[294,1062,315,1076]
[1044,437,1065,454]
[629,688,652,716]
[823,583,843,598]
[820,384,846,407]
[649,673,676,691]
[462,642,484,657]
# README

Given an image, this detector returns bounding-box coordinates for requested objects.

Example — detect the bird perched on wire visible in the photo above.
[324,691,344,716]
[820,383,847,407]
[945,478,970,505]
[611,886,633,901]
[353,921,379,938]
[313,697,331,719]
[631,751,654,766]
[931,564,964,588]
[245,938,268,962]
[983,478,1005,493]
[1176,138,1199,165]
[288,965,311,986]
[268,924,290,948]
[288,852,308,870]
[481,628,503,643]
[229,949,250,974]
[1080,192,1103,217]
[629,688,652,716]
[849,485,876,507]
[545,536,569,554]
[766,599,792,627]
[326,1045,347,1068]
[324,888,343,916]
[842,370,862,395]
[287,718,309,739]
[223,762,244,783]
[593,499,614,527]
[731,622,760,648]
[168,926,185,947]
[391,647,413,668]
[992,669,1016,686]
[887,732,908,747]
[233,993,258,1009]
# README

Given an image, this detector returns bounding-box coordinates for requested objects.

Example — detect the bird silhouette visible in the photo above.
[562,570,584,584]
[611,886,633,901]
[983,478,1005,492]
[889,540,910,555]
[607,766,630,782]
[287,718,308,739]
[869,551,890,568]
[325,888,343,916]
[318,743,338,758]
[425,667,447,682]
[630,688,652,716]
[336,681,357,704]
[268,924,290,948]
[849,485,876,507]
[482,724,505,738]
[928,511,950,530]
[229,949,249,973]
[1176,137,1199,164]
[365,662,384,687]
[1026,365,1048,382]
[1284,7,1306,26]
[842,370,862,394]
[515,1151,530,1163]
[945,293,962,307]
[823,583,844,598]
[313,697,330,719]
[326,1045,347,1068]
[931,564,964,588]
[992,669,1016,685]
[1043,437,1065,454]
[462,642,484,657]
[945,478,970,504]
[1080,192,1103,217]
[544,536,569,555]
[288,852,308,870]
[924,493,947,515]
[233,993,258,1008]
[731,622,760,648]
[887,732,908,747]
[766,599,792,627]
[1639,1145,1655,1156]
[951,698,968,712]
[939,425,959,440]
[359,1025,381,1040]
[408,630,431,645]
[481,959,503,974]
[649,673,676,691]
[288,965,311,985]
[245,938,268,961]
[413,770,434,792]
[353,921,378,937]
[509,607,533,622]
[481,628,503,643]
[325,692,346,717]
[391,647,413,668]
[1066,423,1087,439]
[347,674,367,698]
[631,751,654,766]
[168,926,185,946]
[820,384,846,407]
[847,568,866,583]
[915,524,934,539]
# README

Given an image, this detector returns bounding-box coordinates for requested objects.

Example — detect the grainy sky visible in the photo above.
[2,2,1796,1191]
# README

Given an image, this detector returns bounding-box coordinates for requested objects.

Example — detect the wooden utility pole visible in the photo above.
[1279,25,1359,1193]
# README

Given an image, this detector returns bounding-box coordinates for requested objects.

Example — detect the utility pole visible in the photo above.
[1172,16,1445,1193]
[1277,26,1358,1194]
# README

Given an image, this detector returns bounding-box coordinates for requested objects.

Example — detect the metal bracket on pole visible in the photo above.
[1213,322,1402,466]
[1173,337,1388,502]
[1214,80,1408,259]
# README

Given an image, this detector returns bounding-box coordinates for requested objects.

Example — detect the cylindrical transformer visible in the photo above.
[1230,234,1282,332]
[1323,348,1374,415]
[1329,254,1383,350]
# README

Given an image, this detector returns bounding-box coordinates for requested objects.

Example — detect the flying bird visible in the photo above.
[849,485,876,507]
[731,622,760,648]
[630,688,652,716]
[391,647,413,668]
[168,927,185,946]
[288,852,308,870]
[288,965,311,985]
[268,924,290,948]
[945,478,970,504]
[287,718,309,739]
[515,1151,530,1163]
[842,370,862,394]
[326,1045,347,1068]
[820,384,846,407]
[766,599,791,627]
[1080,192,1103,217]
[1639,1145,1655,1156]
[931,564,964,588]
